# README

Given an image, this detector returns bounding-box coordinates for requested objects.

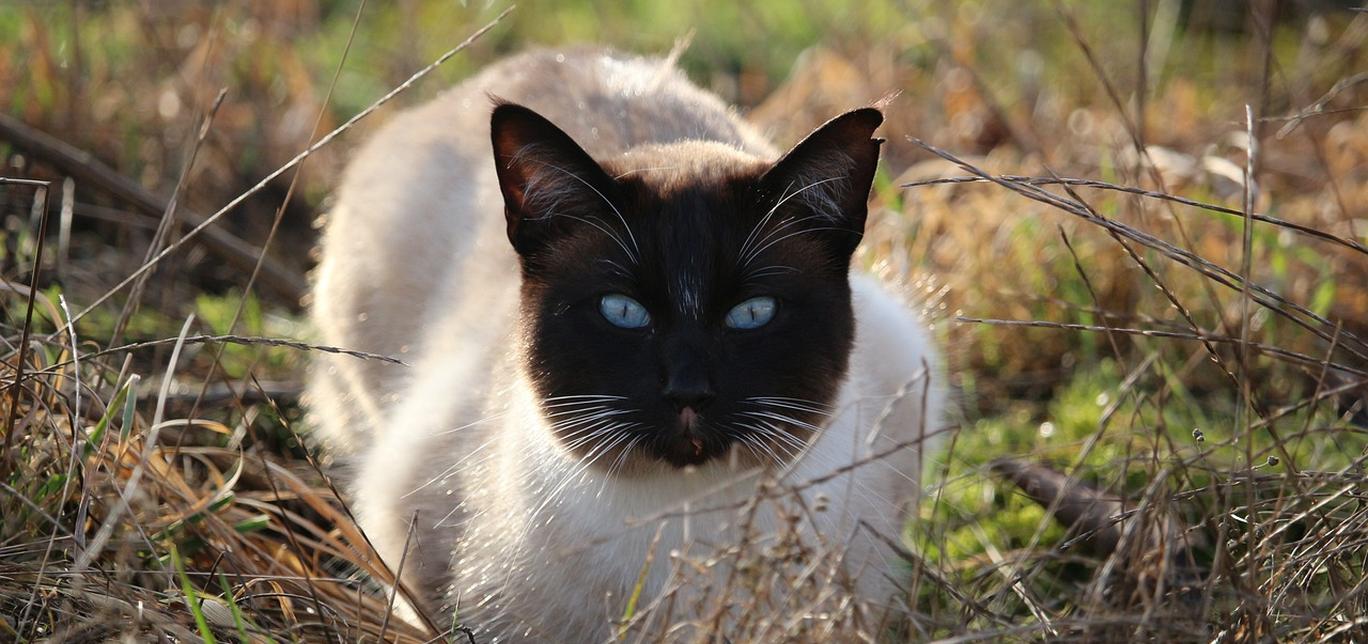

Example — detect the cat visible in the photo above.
[307,47,946,641]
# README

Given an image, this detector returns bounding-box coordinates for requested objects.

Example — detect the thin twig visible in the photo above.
[1,182,50,480]
[954,317,1368,378]
[110,88,228,350]
[23,334,408,376]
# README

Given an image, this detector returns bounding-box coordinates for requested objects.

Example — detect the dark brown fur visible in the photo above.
[492,104,883,468]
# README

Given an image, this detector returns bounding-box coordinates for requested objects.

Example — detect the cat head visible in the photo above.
[492,103,883,472]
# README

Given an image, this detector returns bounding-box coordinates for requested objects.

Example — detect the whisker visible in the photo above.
[547,407,630,427]
[738,176,847,264]
[534,211,638,264]
[430,411,509,437]
[542,394,628,403]
[534,160,640,263]
[553,410,631,427]
[741,264,800,282]
[598,258,633,279]
[525,424,631,526]
[737,182,792,260]
[559,421,627,451]
[747,395,831,404]
[745,418,814,455]
[537,425,634,519]
[740,214,816,265]
[597,433,644,497]
[550,417,615,439]
[406,435,498,499]
[744,225,851,267]
[742,423,802,463]
[730,430,773,465]
[544,405,605,419]
[739,410,824,433]
[742,397,833,415]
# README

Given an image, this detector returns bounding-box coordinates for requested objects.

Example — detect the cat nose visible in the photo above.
[663,378,715,412]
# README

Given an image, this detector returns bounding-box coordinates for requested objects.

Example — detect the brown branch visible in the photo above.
[0,111,307,304]
[988,458,1207,573]
[144,379,303,407]
[989,458,1127,556]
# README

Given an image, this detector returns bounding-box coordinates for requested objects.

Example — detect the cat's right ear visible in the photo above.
[490,103,618,257]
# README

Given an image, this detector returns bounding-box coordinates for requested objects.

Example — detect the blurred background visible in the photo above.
[1,1,1367,639]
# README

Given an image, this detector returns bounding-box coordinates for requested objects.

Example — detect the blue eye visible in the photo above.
[725,296,777,330]
[600,294,651,329]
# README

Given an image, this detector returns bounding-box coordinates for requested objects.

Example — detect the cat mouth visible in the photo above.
[676,408,707,458]
[655,414,729,467]
[655,434,727,468]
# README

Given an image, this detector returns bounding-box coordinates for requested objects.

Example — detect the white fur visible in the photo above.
[308,49,946,641]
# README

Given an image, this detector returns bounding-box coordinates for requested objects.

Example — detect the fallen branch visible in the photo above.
[992,458,1207,557]
[145,379,303,407]
[0,111,307,304]
[989,457,1127,555]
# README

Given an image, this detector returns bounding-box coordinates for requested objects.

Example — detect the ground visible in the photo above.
[1,1,1366,641]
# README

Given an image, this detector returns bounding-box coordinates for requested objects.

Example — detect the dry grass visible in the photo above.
[0,347,429,641]
[2,1,1368,642]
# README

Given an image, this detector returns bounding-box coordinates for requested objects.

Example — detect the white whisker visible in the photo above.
[738,175,847,264]
[740,214,817,265]
[542,394,628,403]
[745,418,814,455]
[744,225,850,267]
[597,433,644,497]
[406,436,498,500]
[739,410,824,433]
[743,396,833,415]
[533,160,640,263]
[742,422,802,463]
[741,264,800,282]
[431,412,509,437]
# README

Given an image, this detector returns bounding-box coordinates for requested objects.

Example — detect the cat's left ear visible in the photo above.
[490,102,620,258]
[758,108,884,259]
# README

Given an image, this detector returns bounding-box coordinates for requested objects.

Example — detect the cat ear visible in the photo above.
[758,108,884,259]
[490,102,619,257]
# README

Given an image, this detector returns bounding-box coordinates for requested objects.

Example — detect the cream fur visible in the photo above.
[308,48,946,641]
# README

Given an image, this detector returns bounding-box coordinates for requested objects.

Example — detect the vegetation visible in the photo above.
[1,0,1365,641]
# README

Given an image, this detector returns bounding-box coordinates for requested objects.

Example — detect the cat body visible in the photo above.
[309,48,944,641]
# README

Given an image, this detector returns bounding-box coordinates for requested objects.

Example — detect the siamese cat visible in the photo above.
[308,48,945,641]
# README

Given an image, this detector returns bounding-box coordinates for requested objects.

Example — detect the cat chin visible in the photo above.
[596,440,783,479]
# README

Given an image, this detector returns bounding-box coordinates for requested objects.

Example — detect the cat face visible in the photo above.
[492,104,883,471]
